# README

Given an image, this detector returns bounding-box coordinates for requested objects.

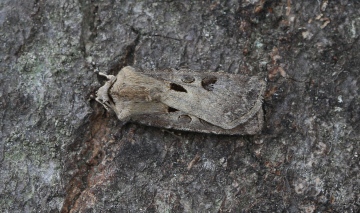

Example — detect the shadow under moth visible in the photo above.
[95,66,266,135]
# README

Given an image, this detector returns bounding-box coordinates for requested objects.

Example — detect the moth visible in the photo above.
[95,66,266,135]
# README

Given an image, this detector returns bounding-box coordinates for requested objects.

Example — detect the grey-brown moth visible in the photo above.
[95,66,266,135]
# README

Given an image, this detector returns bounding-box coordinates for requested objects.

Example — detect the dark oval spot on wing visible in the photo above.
[170,83,187,92]
[178,115,192,123]
[181,75,195,83]
[201,76,217,91]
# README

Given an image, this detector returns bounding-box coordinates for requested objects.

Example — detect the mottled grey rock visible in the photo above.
[1,0,359,212]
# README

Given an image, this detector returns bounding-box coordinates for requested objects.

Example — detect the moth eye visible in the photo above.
[170,83,187,93]
[168,107,179,112]
[201,76,217,91]
[178,115,192,123]
[181,75,195,83]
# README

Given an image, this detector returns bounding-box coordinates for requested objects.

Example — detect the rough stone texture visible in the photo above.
[0,0,359,212]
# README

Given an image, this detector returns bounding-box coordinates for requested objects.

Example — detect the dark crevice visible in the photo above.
[124,27,141,66]
[14,1,43,57]
[79,0,99,57]
[170,83,187,93]
[61,3,104,212]
[60,104,119,212]
[60,116,93,213]
[107,27,140,75]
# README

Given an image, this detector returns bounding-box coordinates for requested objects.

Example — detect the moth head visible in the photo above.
[95,73,117,111]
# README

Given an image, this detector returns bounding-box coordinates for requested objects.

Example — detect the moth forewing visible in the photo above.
[95,66,265,135]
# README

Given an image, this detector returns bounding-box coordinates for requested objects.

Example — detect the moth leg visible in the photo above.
[95,97,111,111]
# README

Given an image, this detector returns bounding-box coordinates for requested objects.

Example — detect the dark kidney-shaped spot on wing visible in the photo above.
[201,76,217,91]
[168,107,179,112]
[170,83,187,92]
[178,115,192,123]
[181,75,195,83]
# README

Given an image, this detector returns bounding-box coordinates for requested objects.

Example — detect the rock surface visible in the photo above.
[1,0,359,212]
